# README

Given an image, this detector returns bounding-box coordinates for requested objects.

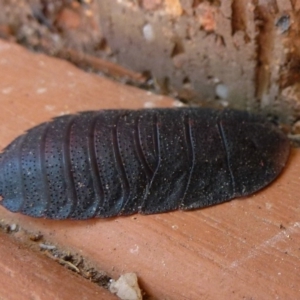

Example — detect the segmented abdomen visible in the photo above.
[0,108,290,219]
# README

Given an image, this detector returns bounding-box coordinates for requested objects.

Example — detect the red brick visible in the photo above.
[0,40,299,299]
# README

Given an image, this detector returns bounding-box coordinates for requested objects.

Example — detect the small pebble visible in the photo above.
[109,273,142,300]
[275,15,290,34]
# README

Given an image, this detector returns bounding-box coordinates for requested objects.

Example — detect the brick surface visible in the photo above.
[0,231,116,300]
[0,40,299,299]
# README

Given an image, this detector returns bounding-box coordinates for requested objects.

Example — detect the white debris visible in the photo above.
[109,273,142,300]
[9,223,18,231]
[39,243,56,250]
[172,100,185,107]
[215,83,228,99]
[143,23,155,42]
[36,87,47,94]
[143,101,155,108]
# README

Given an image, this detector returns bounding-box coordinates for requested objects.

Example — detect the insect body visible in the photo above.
[0,108,290,219]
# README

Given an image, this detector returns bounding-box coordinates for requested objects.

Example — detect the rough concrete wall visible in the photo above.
[97,1,257,109]
[96,0,300,121]
[0,0,300,124]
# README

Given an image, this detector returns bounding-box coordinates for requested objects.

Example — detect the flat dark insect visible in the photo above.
[0,108,290,219]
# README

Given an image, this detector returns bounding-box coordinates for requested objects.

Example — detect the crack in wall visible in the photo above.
[254,2,277,107]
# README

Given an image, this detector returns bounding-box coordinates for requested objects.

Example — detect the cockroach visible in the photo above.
[0,108,290,219]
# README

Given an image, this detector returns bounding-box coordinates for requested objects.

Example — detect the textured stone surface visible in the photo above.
[1,0,300,122]
[0,40,299,299]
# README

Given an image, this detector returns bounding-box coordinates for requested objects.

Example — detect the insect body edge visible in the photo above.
[0,108,290,219]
